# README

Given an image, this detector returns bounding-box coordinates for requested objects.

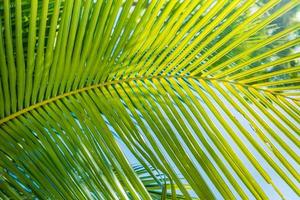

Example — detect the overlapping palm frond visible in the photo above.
[0,0,299,199]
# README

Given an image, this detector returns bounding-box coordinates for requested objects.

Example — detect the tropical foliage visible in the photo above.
[0,0,299,199]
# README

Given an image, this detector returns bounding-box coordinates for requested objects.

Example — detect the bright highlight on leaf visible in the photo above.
[0,0,299,199]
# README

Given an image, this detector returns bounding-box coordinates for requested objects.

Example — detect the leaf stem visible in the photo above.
[0,75,298,125]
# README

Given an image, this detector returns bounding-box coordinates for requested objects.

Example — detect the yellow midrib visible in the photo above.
[0,75,298,125]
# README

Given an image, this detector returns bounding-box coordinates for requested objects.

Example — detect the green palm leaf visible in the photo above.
[0,0,299,199]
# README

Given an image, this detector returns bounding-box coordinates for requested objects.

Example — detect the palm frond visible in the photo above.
[0,0,299,199]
